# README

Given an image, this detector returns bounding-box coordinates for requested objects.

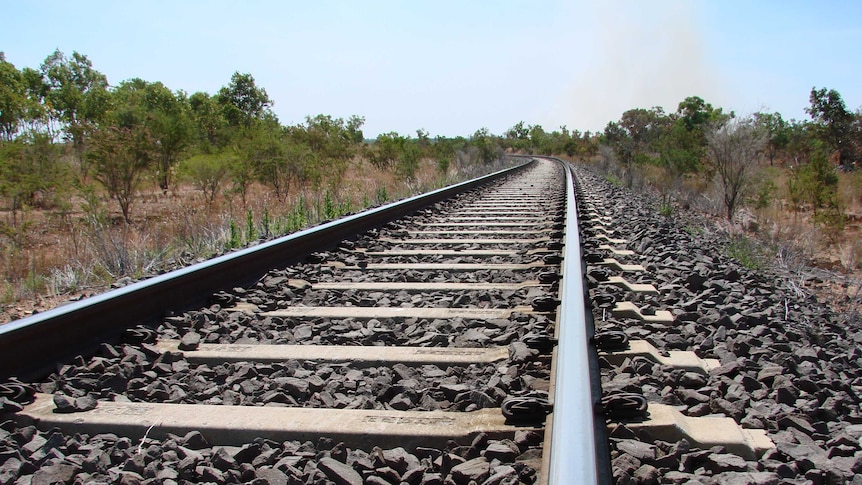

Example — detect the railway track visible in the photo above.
[2,156,857,484]
[1,159,604,484]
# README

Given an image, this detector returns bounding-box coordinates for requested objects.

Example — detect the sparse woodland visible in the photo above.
[0,50,859,323]
[595,93,862,325]
[0,50,596,317]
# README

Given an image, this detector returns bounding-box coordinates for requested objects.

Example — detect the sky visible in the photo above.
[2,0,861,138]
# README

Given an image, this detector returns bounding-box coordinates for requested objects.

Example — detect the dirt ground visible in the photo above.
[0,158,454,323]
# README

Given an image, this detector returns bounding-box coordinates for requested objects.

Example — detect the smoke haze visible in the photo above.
[554,0,727,133]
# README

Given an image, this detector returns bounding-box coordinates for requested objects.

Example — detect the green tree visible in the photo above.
[145,84,192,191]
[601,106,672,173]
[471,128,500,164]
[290,114,362,184]
[396,142,420,181]
[602,121,634,165]
[806,87,857,167]
[346,115,365,144]
[504,121,531,152]
[88,125,155,223]
[433,135,456,175]
[110,79,193,192]
[0,53,28,140]
[40,50,110,171]
[217,72,273,128]
[661,96,729,175]
[19,66,50,134]
[528,124,549,154]
[0,133,66,222]
[788,142,839,212]
[620,107,671,158]
[243,122,309,201]
[753,111,789,165]
[416,128,430,155]
[178,153,232,203]
[368,132,403,169]
[785,119,814,164]
[188,91,229,149]
[228,150,254,206]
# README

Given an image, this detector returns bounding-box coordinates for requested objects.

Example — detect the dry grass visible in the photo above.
[727,165,862,325]
[590,152,862,324]
[0,157,479,323]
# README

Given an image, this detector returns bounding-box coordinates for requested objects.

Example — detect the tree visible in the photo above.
[40,50,110,171]
[0,132,66,222]
[294,115,357,162]
[217,72,273,128]
[144,83,192,191]
[471,128,500,164]
[396,142,420,181]
[345,115,365,144]
[19,67,51,134]
[706,117,767,220]
[416,128,430,155]
[368,132,403,169]
[504,122,530,152]
[528,124,549,154]
[0,53,28,140]
[600,107,673,181]
[228,151,254,207]
[785,119,815,165]
[753,111,789,165]
[244,122,308,201]
[110,79,193,192]
[287,114,364,188]
[433,135,455,175]
[88,125,155,223]
[788,141,839,213]
[662,96,730,175]
[188,91,228,149]
[178,153,231,203]
[806,87,857,167]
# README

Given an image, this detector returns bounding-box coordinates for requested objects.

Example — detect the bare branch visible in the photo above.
[706,117,768,220]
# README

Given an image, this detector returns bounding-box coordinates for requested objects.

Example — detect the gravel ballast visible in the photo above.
[574,165,862,484]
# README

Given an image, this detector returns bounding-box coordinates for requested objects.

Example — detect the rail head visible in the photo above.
[0,160,533,380]
[546,158,611,485]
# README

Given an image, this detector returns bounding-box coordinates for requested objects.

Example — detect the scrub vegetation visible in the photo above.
[0,49,860,322]
[594,91,862,323]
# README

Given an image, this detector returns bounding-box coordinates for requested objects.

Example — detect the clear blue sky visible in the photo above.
[2,0,860,137]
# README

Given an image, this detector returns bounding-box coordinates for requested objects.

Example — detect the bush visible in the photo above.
[725,235,770,270]
[658,201,674,218]
[788,146,839,211]
[753,177,777,210]
[178,153,232,202]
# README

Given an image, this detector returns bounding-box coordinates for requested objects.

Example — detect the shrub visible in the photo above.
[788,146,839,212]
[725,235,770,270]
[178,153,231,203]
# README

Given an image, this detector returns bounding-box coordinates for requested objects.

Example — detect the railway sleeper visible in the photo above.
[597,258,645,272]
[599,339,720,374]
[611,301,675,324]
[154,340,510,367]
[607,403,774,461]
[11,393,542,453]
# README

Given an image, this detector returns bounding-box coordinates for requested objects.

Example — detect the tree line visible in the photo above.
[0,50,371,223]
[0,50,600,226]
[598,89,861,221]
[8,48,851,230]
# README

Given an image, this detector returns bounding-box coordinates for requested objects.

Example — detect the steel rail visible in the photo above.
[0,161,531,380]
[546,159,611,484]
